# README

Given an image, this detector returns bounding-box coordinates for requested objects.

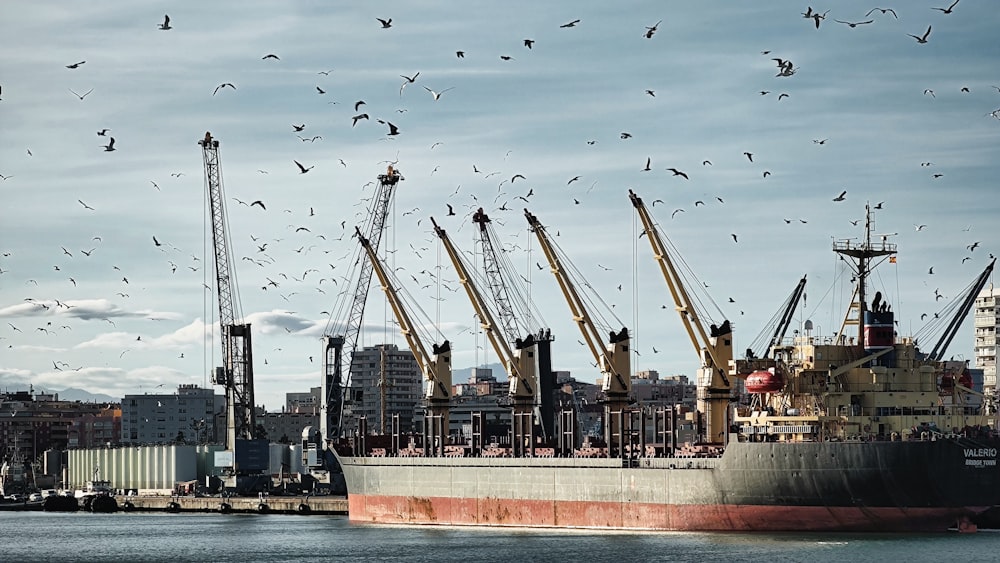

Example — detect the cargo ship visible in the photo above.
[335,195,999,532]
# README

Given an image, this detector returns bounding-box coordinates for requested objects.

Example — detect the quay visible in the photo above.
[120,495,348,515]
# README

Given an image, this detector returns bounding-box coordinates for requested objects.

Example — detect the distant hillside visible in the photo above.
[40,387,118,404]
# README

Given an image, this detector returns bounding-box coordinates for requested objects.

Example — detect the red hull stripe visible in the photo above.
[350,494,973,532]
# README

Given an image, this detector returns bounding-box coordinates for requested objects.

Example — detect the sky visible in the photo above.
[1,2,998,411]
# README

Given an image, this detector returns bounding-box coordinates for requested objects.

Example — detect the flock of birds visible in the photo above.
[0,4,997,403]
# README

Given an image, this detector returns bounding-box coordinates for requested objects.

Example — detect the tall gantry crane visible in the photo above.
[356,227,453,433]
[629,189,733,445]
[523,209,632,433]
[432,215,543,443]
[321,166,403,442]
[199,132,255,450]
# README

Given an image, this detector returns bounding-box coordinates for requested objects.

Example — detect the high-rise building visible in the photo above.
[348,344,423,433]
[121,384,225,445]
[974,285,999,412]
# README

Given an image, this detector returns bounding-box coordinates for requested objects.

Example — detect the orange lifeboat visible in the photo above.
[745,369,784,393]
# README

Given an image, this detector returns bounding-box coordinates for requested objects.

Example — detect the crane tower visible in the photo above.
[199,132,256,450]
[321,166,403,442]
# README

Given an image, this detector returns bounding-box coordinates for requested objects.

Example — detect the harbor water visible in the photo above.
[3,512,999,562]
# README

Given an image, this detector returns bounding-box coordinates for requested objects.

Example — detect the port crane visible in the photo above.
[355,227,453,443]
[321,166,403,442]
[199,132,256,449]
[199,132,269,492]
[629,189,733,445]
[432,213,550,449]
[523,209,632,444]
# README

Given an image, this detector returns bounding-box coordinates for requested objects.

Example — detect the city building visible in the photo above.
[285,387,322,415]
[974,285,999,412]
[121,384,225,445]
[0,389,113,463]
[347,344,423,434]
[68,406,122,449]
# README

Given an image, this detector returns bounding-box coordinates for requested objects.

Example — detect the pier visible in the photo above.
[119,495,348,515]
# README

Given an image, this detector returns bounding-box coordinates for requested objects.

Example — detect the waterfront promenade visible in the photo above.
[121,494,348,515]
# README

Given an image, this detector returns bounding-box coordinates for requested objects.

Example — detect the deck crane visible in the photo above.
[628,189,733,445]
[355,226,452,440]
[432,214,548,448]
[470,208,556,441]
[199,132,268,491]
[321,166,403,443]
[523,209,632,440]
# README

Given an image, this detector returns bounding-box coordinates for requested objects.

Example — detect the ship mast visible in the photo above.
[832,204,895,350]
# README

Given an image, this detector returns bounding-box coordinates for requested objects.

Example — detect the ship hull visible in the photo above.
[337,438,1000,532]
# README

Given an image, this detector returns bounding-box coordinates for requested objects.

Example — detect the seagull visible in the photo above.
[866,8,898,18]
[908,26,932,44]
[835,19,873,28]
[152,236,162,247]
[813,139,828,144]
[102,137,116,152]
[731,233,739,243]
[97,128,110,136]
[915,224,927,231]
[66,61,86,69]
[316,86,326,94]
[251,200,266,210]
[158,14,171,30]
[377,120,400,136]
[447,204,456,216]
[932,0,960,14]
[351,113,369,127]
[666,167,689,179]
[642,157,652,171]
[833,190,847,202]
[292,124,305,132]
[743,152,753,162]
[671,208,685,219]
[78,199,95,210]
[376,17,392,28]
[294,160,314,174]
[423,86,454,100]
[523,39,534,49]
[643,20,662,39]
[456,51,465,58]
[213,83,236,95]
[968,241,980,252]
[69,88,93,100]
[560,19,581,28]
[262,53,279,60]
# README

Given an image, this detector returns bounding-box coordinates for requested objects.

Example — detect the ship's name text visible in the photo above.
[964,448,998,467]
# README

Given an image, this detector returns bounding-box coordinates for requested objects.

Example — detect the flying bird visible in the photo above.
[560,19,581,28]
[666,167,689,179]
[835,19,873,28]
[642,157,651,171]
[833,190,847,202]
[731,233,739,243]
[294,160,314,174]
[423,86,454,100]
[66,61,86,69]
[262,54,279,60]
[743,152,753,162]
[499,55,514,61]
[376,17,392,28]
[78,199,95,210]
[351,113,369,127]
[213,83,235,95]
[316,86,326,94]
[932,0,960,14]
[102,137,116,152]
[671,208,685,219]
[446,204,456,216]
[158,14,171,30]
[456,51,465,58]
[292,124,305,132]
[866,8,898,18]
[643,20,662,39]
[523,39,534,49]
[251,200,266,210]
[97,128,110,136]
[69,88,93,100]
[153,236,162,247]
[377,120,400,136]
[908,26,932,44]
